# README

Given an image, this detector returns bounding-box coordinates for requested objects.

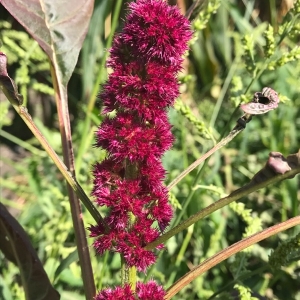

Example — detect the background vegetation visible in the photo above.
[0,0,299,299]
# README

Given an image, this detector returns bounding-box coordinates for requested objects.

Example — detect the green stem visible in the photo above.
[129,266,137,292]
[121,255,128,286]
[123,161,138,290]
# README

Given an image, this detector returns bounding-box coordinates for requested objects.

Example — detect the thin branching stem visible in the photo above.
[165,214,300,299]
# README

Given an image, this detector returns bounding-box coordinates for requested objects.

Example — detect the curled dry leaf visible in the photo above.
[0,52,23,106]
[240,87,280,115]
[251,151,299,184]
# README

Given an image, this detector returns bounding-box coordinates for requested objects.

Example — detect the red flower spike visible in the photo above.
[90,0,192,276]
[137,280,166,300]
[95,284,135,300]
[95,281,166,300]
[122,0,191,68]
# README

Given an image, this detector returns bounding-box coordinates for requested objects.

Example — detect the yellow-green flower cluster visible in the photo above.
[190,0,221,45]
[174,99,213,140]
[289,21,300,38]
[278,0,300,39]
[193,0,221,31]
[229,201,262,244]
[269,232,300,270]
[268,46,300,70]
[234,284,259,300]
[242,34,256,76]
[229,76,244,107]
[292,0,300,13]
[263,24,275,58]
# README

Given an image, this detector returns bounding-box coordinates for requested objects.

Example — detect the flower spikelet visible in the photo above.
[95,281,165,300]
[95,284,135,300]
[90,0,192,273]
[137,280,166,299]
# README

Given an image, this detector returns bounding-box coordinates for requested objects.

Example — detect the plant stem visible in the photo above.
[50,64,96,299]
[167,121,246,191]
[165,214,300,299]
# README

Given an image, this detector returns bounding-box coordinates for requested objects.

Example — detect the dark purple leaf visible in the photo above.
[1,0,94,85]
[0,203,60,300]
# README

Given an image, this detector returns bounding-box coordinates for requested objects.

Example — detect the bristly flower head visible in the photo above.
[136,280,166,299]
[95,281,165,300]
[90,0,192,275]
[95,284,134,300]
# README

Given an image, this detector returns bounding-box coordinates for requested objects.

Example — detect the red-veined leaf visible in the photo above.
[1,0,94,85]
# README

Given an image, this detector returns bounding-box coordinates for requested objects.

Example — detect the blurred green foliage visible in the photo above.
[0,0,299,299]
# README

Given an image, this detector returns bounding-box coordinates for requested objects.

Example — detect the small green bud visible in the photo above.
[263,24,275,58]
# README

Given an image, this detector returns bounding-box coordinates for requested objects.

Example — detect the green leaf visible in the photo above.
[54,250,78,281]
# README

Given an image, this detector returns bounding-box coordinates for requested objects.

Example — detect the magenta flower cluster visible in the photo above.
[95,281,165,300]
[90,0,191,297]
